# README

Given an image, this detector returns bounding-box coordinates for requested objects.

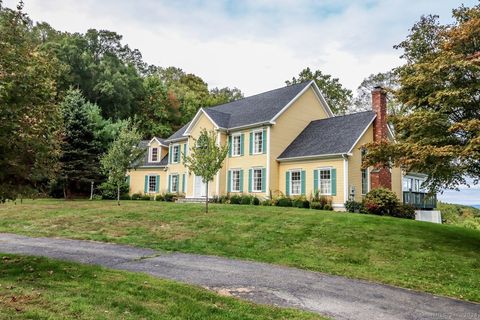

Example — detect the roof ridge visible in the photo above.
[206,81,311,111]
[310,110,375,123]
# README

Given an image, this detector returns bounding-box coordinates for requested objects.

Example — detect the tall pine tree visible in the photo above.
[59,89,101,198]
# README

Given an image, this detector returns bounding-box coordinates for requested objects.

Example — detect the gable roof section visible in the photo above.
[148,136,167,146]
[167,80,334,140]
[278,111,376,160]
[132,140,168,168]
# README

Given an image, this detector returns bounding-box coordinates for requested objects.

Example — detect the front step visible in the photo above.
[176,197,212,203]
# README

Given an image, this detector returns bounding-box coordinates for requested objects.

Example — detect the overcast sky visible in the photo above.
[5,0,479,205]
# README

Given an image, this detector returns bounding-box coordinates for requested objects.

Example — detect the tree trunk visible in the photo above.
[205,181,208,213]
[117,183,120,206]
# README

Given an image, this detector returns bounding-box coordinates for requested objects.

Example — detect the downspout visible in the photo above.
[342,154,349,205]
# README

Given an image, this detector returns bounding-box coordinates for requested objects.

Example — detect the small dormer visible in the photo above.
[147,137,167,163]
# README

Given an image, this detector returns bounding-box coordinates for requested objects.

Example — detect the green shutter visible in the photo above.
[248,169,252,193]
[126,175,130,187]
[331,169,337,196]
[261,168,266,193]
[285,171,290,196]
[240,134,244,156]
[313,170,319,193]
[183,143,187,160]
[182,174,185,193]
[168,145,172,164]
[239,169,244,192]
[228,136,232,158]
[301,170,306,195]
[227,170,231,192]
[155,175,159,193]
[144,175,148,194]
[249,132,253,155]
[262,129,267,154]
[168,175,171,193]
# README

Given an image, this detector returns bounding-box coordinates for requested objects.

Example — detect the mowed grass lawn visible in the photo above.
[0,199,479,302]
[0,254,323,320]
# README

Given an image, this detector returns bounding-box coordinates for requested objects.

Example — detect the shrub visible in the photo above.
[230,195,241,204]
[277,197,292,207]
[155,194,164,201]
[98,181,129,200]
[345,200,363,213]
[323,204,333,211]
[261,199,272,206]
[92,194,102,201]
[119,194,131,200]
[240,195,252,205]
[131,193,142,200]
[163,193,175,202]
[292,197,309,209]
[392,204,416,219]
[251,197,260,205]
[219,195,229,204]
[141,195,151,201]
[363,188,399,216]
[310,201,323,210]
[319,195,332,208]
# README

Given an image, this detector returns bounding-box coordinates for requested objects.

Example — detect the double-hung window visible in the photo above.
[150,147,159,162]
[231,170,241,192]
[361,148,368,195]
[148,175,157,193]
[253,168,263,192]
[319,169,331,195]
[290,170,301,195]
[171,174,179,193]
[232,134,241,156]
[172,144,180,163]
[253,131,263,154]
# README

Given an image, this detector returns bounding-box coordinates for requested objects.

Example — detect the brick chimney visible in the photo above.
[370,86,392,190]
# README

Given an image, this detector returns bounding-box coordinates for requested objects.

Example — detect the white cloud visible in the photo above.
[5,0,477,95]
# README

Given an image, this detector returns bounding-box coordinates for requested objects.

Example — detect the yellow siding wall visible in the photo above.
[224,127,268,196]
[127,168,167,195]
[391,166,402,200]
[348,125,373,202]
[270,87,329,194]
[278,158,345,208]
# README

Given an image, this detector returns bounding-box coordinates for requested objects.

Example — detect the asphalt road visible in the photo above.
[0,233,478,320]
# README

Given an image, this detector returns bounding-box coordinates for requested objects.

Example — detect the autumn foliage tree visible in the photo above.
[364,3,480,192]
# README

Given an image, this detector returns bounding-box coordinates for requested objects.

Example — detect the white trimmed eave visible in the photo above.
[347,115,377,154]
[182,108,222,137]
[269,80,334,125]
[226,121,273,133]
[277,153,349,162]
[147,137,168,147]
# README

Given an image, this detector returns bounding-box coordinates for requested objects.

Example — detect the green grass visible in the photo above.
[0,254,323,320]
[1,199,479,302]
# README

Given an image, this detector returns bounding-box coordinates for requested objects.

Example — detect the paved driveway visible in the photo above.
[0,233,478,320]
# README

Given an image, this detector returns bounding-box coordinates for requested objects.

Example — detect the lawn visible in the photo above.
[0,253,323,320]
[0,199,479,302]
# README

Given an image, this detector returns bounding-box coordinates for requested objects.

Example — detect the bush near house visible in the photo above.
[345,189,415,219]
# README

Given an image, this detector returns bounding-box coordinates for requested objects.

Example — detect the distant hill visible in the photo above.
[438,202,480,230]
[473,205,480,209]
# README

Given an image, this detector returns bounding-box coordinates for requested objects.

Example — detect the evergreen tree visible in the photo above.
[59,89,102,198]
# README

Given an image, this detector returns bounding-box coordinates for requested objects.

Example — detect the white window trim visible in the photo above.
[149,147,160,163]
[171,144,180,163]
[252,129,264,155]
[252,167,263,193]
[289,169,302,196]
[230,169,241,192]
[148,175,157,193]
[317,167,332,196]
[171,174,179,193]
[361,167,369,196]
[231,133,242,157]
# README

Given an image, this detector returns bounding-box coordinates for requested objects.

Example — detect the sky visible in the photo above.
[4,0,480,206]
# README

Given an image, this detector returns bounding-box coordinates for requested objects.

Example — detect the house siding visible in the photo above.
[127,168,167,195]
[270,87,329,194]
[278,158,345,208]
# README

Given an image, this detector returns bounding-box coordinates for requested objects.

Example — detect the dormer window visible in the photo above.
[150,147,159,162]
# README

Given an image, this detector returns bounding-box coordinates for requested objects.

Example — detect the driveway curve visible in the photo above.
[0,233,478,320]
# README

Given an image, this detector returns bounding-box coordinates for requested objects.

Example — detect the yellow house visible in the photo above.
[128,81,411,210]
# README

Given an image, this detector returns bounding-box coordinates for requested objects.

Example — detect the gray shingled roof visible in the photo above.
[132,140,168,168]
[166,82,312,141]
[278,111,376,160]
[166,122,190,141]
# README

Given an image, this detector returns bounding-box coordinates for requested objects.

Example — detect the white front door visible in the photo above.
[194,175,206,197]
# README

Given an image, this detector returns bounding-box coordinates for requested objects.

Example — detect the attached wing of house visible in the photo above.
[127,81,430,210]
